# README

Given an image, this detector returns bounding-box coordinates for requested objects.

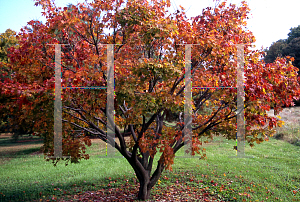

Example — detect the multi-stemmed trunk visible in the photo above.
[137,175,152,200]
[126,156,165,200]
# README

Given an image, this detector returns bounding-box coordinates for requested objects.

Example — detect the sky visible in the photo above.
[0,0,299,49]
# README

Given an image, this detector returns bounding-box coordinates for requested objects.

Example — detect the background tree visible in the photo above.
[282,37,300,71]
[287,25,300,43]
[264,25,300,70]
[0,23,57,142]
[1,0,300,200]
[0,29,21,137]
[0,29,18,67]
[263,39,287,64]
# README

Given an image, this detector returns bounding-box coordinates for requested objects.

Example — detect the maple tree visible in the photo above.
[1,0,300,200]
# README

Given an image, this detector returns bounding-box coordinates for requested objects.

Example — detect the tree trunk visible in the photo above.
[135,163,163,200]
[137,178,151,200]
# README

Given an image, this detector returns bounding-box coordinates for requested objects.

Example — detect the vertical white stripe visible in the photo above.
[54,44,63,158]
[184,44,192,157]
[106,44,115,157]
[236,44,246,157]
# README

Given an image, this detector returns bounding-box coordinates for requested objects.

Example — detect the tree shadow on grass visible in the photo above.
[0,133,43,147]
[0,134,43,162]
[0,147,42,160]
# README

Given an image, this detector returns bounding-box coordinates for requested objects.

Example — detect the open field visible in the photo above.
[0,107,300,201]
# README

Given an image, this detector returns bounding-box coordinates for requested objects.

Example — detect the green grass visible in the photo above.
[0,131,299,201]
[0,136,133,201]
[166,136,300,201]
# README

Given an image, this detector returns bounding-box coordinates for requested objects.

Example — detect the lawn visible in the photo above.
[0,108,300,201]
